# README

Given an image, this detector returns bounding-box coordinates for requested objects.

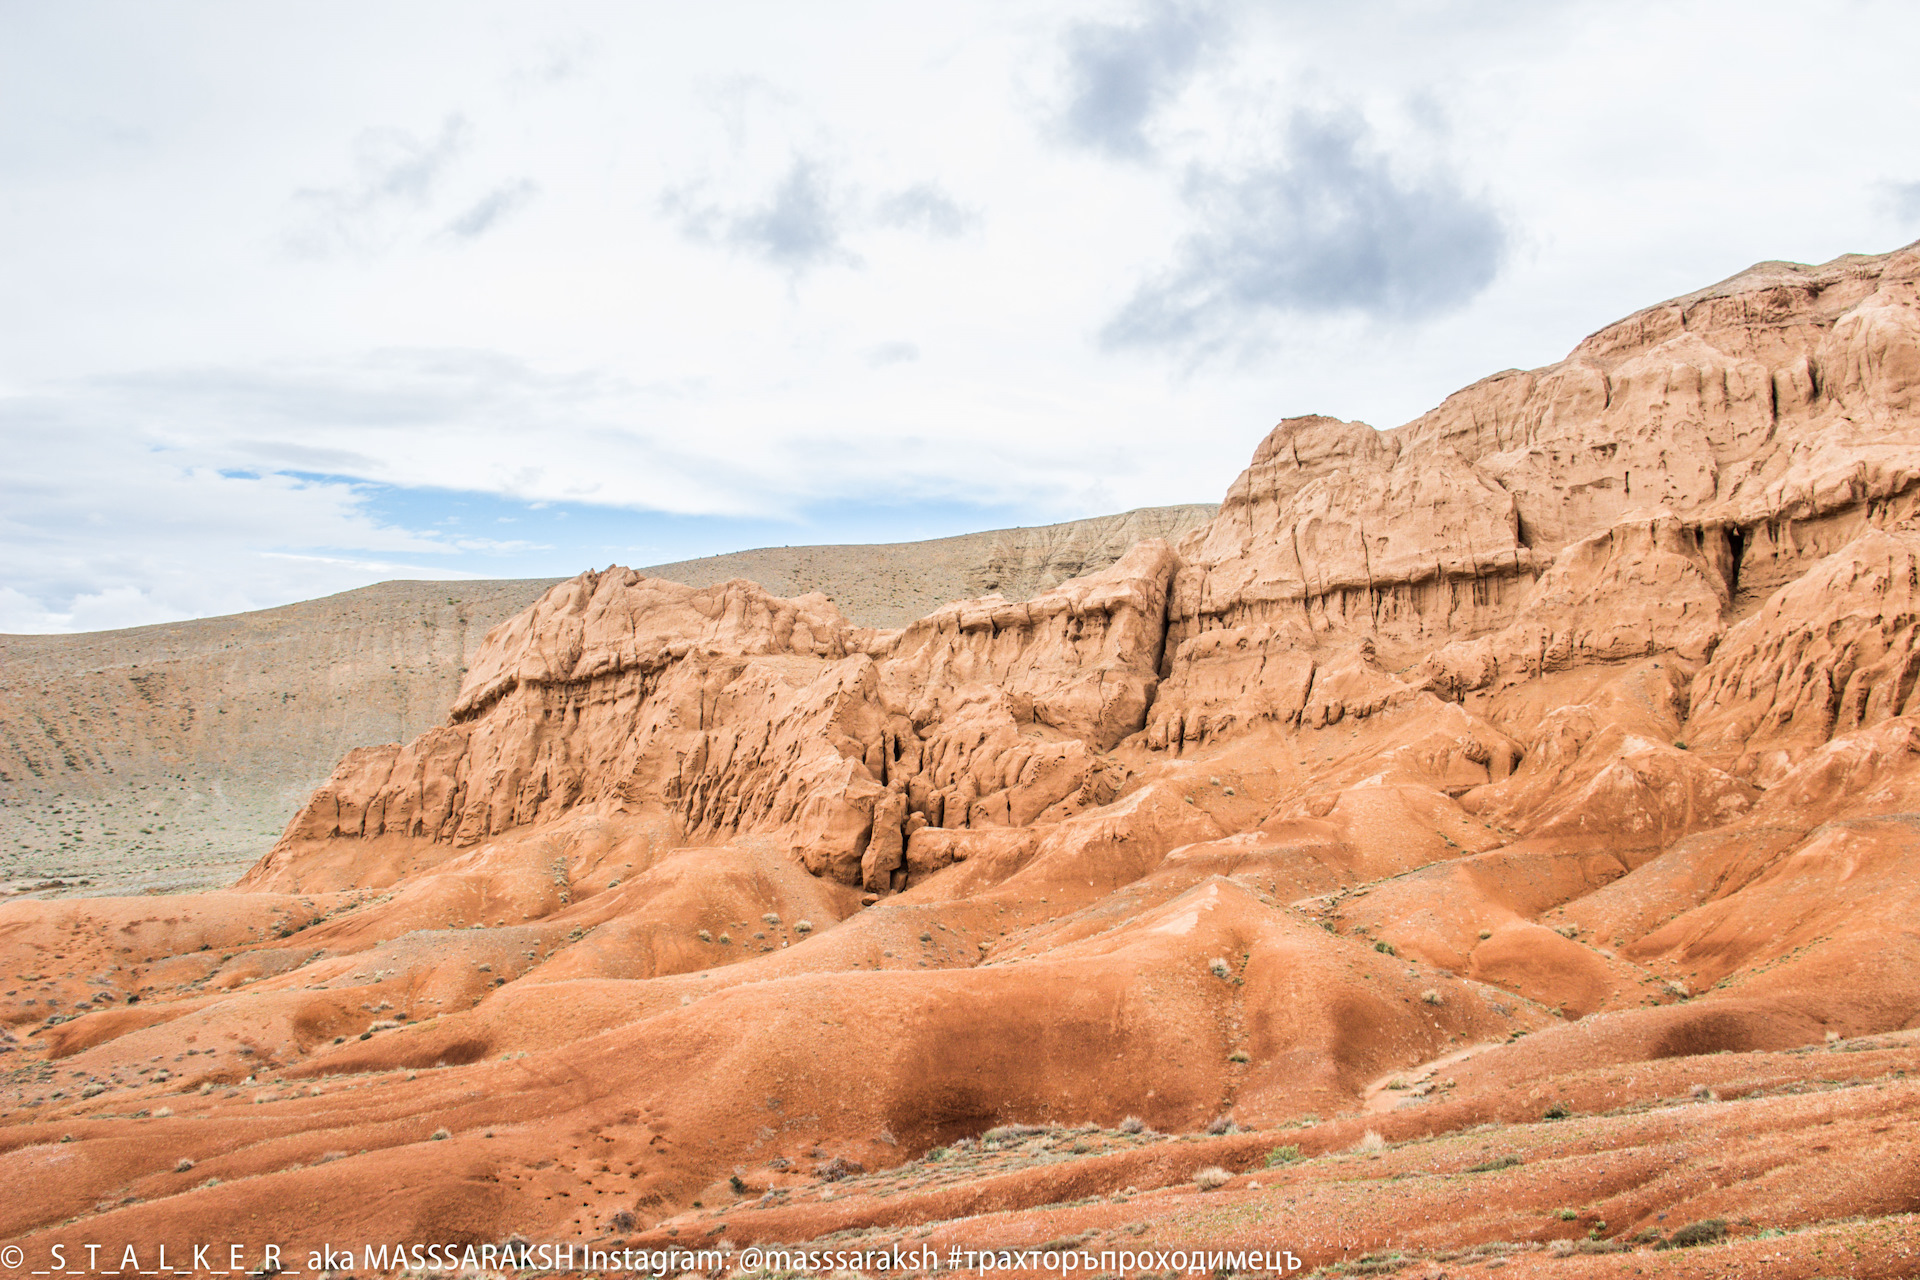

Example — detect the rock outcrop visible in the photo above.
[1,506,1215,892]
[250,542,1177,890]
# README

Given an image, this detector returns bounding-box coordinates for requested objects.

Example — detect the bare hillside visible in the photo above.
[645,504,1217,628]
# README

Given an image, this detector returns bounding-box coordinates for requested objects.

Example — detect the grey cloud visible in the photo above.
[1886,180,1920,222]
[666,157,856,272]
[668,161,975,274]
[444,179,539,239]
[874,183,978,238]
[1102,111,1506,352]
[1057,0,1223,161]
[865,341,921,367]
[285,115,470,258]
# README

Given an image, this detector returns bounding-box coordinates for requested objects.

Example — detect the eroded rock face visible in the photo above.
[254,542,1177,890]
[1687,526,1920,781]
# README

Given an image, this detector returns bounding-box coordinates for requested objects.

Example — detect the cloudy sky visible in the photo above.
[4,0,1918,632]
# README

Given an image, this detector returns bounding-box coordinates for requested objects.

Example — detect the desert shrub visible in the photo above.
[1228,1050,1250,1063]
[923,1146,948,1162]
[1661,1219,1727,1249]
[1555,1208,1577,1221]
[1354,1129,1386,1152]
[1265,1145,1301,1166]
[818,1155,863,1181]
[697,929,712,942]
[175,1157,194,1172]
[1192,1166,1231,1191]
[718,933,731,945]
[1421,988,1444,1005]
[729,1174,747,1193]
[1543,1102,1571,1120]
[1118,1115,1145,1134]
[1208,957,1231,978]
[1373,940,1396,956]
[1205,1115,1235,1135]
[430,1128,450,1141]
[795,920,814,934]
[1465,1154,1522,1173]
[762,913,781,925]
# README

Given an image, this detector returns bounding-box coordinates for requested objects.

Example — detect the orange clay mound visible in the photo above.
[9,240,1920,1275]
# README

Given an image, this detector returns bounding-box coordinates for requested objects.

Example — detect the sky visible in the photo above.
[4,0,1919,633]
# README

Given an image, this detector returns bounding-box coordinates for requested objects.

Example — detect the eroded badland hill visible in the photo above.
[7,242,1920,1275]
[0,507,1211,896]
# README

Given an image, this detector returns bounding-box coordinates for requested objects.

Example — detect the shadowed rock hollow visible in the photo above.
[8,241,1920,1275]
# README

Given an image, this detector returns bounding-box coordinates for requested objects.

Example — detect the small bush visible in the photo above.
[1118,1115,1145,1134]
[152,1107,172,1118]
[919,931,932,942]
[430,1127,451,1141]
[175,1157,195,1172]
[1206,1115,1235,1135]
[1373,940,1397,956]
[1421,988,1444,1006]
[1354,1129,1386,1152]
[1228,1050,1250,1063]
[1465,1154,1522,1173]
[924,1146,948,1162]
[1208,957,1231,979]
[697,929,712,942]
[818,1155,863,1182]
[795,919,813,933]
[1477,929,1493,940]
[1555,1208,1577,1221]
[1193,1166,1231,1191]
[610,1209,638,1232]
[1265,1144,1301,1166]
[1661,1219,1727,1249]
[762,913,781,925]
[1543,1102,1571,1120]
[729,1174,747,1193]
[717,933,731,945]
